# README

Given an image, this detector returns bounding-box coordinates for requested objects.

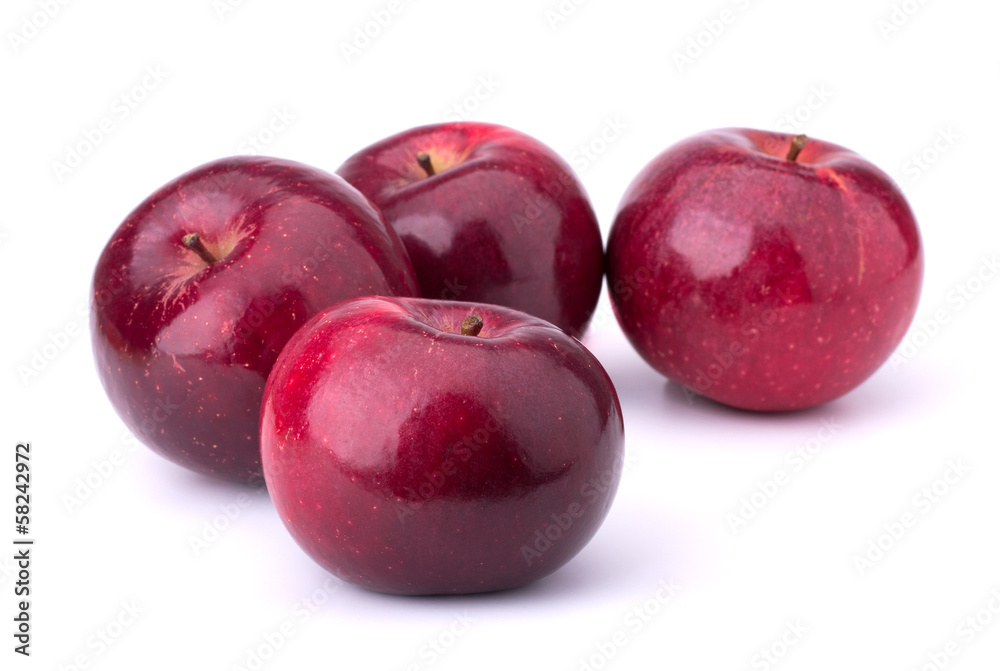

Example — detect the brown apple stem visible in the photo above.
[416,152,436,177]
[786,134,808,162]
[460,315,483,337]
[182,233,218,264]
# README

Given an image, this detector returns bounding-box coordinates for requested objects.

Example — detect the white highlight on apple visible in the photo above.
[749,619,809,671]
[890,254,998,370]
[6,0,71,54]
[852,459,971,576]
[51,65,169,182]
[726,419,842,533]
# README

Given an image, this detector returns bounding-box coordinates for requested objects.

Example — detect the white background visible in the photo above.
[2,0,999,669]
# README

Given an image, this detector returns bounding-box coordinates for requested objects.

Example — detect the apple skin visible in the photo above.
[91,156,419,483]
[336,122,605,338]
[260,296,624,595]
[607,128,924,411]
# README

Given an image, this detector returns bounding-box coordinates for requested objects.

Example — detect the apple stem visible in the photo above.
[460,315,483,337]
[416,152,436,177]
[786,134,808,162]
[182,233,218,265]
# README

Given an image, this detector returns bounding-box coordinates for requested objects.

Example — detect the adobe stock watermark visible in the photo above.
[339,0,415,64]
[402,612,476,671]
[18,262,134,385]
[481,116,626,247]
[17,315,84,384]
[213,0,249,20]
[278,235,345,286]
[900,126,959,185]
[22,258,280,387]
[877,0,931,40]
[394,416,503,524]
[231,576,342,671]
[570,116,628,173]
[520,452,636,567]
[890,254,998,370]
[508,170,579,234]
[544,0,590,31]
[188,420,273,556]
[507,117,627,236]
[17,298,93,385]
[51,65,169,182]
[0,555,15,588]
[57,600,144,671]
[62,429,142,514]
[236,106,295,155]
[750,619,809,670]
[65,379,213,515]
[582,263,655,334]
[906,587,1000,671]
[681,285,799,404]
[188,483,263,557]
[852,459,971,576]
[442,75,501,122]
[727,418,842,533]
[775,85,834,134]
[672,0,754,73]
[576,580,681,670]
[7,0,71,54]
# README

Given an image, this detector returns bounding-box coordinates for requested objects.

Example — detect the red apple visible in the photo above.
[607,128,923,411]
[91,156,418,482]
[260,296,624,595]
[336,122,605,338]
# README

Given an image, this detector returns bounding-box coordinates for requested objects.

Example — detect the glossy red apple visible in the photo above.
[337,122,605,338]
[260,296,624,595]
[91,156,418,482]
[607,128,923,411]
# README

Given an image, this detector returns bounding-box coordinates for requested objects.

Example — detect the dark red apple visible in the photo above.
[260,296,624,595]
[607,128,923,411]
[91,156,418,482]
[336,122,605,338]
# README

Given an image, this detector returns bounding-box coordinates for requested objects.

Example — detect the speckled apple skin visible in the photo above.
[337,122,605,339]
[91,157,419,482]
[607,129,924,411]
[261,297,624,595]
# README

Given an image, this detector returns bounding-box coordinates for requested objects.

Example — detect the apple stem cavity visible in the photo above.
[786,134,808,162]
[460,315,484,337]
[182,233,218,265]
[416,152,436,177]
